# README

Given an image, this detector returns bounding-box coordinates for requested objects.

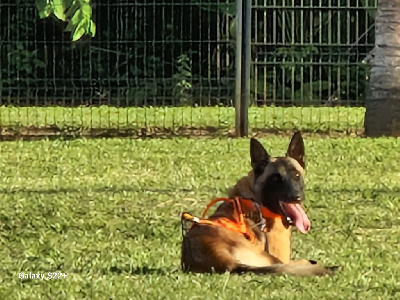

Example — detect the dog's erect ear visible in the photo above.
[250,138,270,176]
[286,131,305,169]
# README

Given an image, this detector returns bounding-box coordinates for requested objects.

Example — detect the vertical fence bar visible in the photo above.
[235,0,244,137]
[241,0,251,136]
[235,0,251,137]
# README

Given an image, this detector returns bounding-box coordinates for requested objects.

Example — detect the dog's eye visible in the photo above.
[295,173,300,178]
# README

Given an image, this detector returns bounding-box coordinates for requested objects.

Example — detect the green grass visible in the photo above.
[0,106,365,134]
[0,135,399,299]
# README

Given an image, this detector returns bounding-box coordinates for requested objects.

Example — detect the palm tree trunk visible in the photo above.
[364,0,400,137]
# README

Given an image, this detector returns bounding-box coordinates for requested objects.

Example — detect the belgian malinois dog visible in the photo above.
[181,132,336,276]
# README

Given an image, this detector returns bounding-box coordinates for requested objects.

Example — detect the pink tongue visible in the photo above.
[281,202,311,234]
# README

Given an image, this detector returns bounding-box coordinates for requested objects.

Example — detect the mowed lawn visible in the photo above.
[0,135,399,299]
[0,106,365,134]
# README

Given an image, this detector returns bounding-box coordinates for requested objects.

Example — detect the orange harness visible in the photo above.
[181,196,282,243]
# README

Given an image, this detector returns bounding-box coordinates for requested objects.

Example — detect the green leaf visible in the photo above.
[64,0,74,7]
[35,0,96,41]
[64,22,75,32]
[65,1,80,18]
[35,0,52,19]
[70,8,83,26]
[81,3,92,19]
[65,9,82,32]
[72,20,86,41]
[33,58,47,68]
[89,20,96,37]
[53,0,66,21]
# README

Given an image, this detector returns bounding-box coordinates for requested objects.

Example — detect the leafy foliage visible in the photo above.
[35,0,95,41]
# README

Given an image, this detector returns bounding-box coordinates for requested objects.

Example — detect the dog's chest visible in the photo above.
[265,219,292,264]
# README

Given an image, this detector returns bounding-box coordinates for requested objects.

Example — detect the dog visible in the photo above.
[180,132,336,276]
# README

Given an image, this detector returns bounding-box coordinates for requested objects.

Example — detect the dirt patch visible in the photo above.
[0,125,364,141]
[0,125,235,141]
[250,128,365,138]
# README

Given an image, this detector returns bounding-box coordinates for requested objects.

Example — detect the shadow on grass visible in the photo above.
[311,186,400,195]
[0,125,364,141]
[108,266,180,276]
[0,125,234,141]
[0,186,220,195]
[0,185,398,195]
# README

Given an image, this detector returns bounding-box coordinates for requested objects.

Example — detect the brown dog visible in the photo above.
[180,132,336,276]
[228,131,309,264]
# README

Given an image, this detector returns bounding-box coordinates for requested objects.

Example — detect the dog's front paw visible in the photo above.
[325,265,340,275]
[315,265,340,276]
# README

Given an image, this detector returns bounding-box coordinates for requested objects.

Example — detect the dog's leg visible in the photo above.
[231,245,337,277]
[264,219,292,264]
[232,263,338,277]
[231,246,282,268]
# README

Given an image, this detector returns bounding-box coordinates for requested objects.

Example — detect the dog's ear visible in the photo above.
[250,138,270,176]
[286,131,305,169]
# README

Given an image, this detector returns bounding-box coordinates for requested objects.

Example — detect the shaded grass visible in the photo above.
[0,135,398,298]
[0,106,365,136]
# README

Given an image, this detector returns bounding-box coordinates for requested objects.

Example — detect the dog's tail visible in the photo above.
[232,263,339,277]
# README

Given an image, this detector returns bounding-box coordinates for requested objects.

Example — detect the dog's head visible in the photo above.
[250,132,311,234]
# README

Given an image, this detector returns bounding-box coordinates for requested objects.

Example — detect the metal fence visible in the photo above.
[0,0,376,139]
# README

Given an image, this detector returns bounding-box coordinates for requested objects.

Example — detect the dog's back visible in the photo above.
[181,199,279,273]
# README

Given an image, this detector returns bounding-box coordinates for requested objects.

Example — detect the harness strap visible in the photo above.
[182,211,255,242]
[202,196,282,221]
[182,196,283,243]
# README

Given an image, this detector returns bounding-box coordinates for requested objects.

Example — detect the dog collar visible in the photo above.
[200,196,283,222]
[260,206,283,221]
[201,197,282,221]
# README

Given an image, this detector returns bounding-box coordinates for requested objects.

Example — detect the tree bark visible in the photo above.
[364,0,400,137]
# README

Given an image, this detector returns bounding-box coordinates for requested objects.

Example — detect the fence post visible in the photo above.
[235,0,251,137]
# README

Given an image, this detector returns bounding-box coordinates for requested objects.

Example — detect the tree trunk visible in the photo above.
[364,0,400,137]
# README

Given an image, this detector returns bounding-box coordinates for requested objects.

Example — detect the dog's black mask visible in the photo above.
[250,132,311,234]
